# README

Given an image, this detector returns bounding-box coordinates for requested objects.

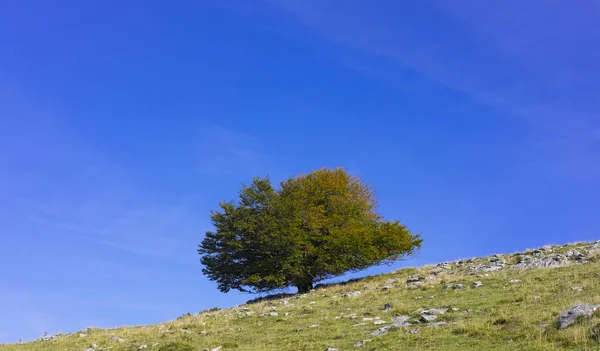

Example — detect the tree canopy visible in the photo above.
[198,167,422,293]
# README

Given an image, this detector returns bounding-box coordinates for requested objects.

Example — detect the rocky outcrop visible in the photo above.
[557,304,599,329]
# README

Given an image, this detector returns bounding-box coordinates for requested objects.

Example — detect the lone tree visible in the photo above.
[199,167,422,294]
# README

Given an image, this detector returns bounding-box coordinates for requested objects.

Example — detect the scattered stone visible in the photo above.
[428,321,448,327]
[459,311,469,315]
[408,328,420,334]
[79,333,88,338]
[571,287,583,292]
[373,320,386,325]
[509,279,521,284]
[406,274,425,287]
[353,322,367,327]
[443,283,464,289]
[472,281,483,288]
[326,347,338,351]
[414,296,423,300]
[309,324,320,328]
[138,345,147,350]
[391,315,411,327]
[371,326,394,336]
[211,346,222,351]
[383,303,393,311]
[557,304,596,329]
[438,262,452,270]
[422,308,448,315]
[429,267,444,275]
[353,340,372,347]
[110,337,126,343]
[420,314,438,322]
[342,291,362,297]
[566,249,585,261]
[382,285,394,290]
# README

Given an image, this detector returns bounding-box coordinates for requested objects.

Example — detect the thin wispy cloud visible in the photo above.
[194,124,268,177]
[263,0,600,179]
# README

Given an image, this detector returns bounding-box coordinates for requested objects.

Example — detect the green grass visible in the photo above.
[2,242,600,351]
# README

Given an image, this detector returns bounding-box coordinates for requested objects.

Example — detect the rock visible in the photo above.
[566,249,585,261]
[557,304,595,329]
[420,314,437,322]
[391,315,411,327]
[373,320,386,325]
[383,303,393,311]
[382,284,394,290]
[428,322,448,327]
[40,335,57,341]
[408,328,420,334]
[138,345,148,350]
[309,324,320,328]
[429,267,443,275]
[438,262,452,270]
[514,254,568,269]
[354,340,371,347]
[110,337,126,343]
[472,281,483,288]
[211,347,222,351]
[572,287,583,292]
[422,308,448,315]
[371,326,393,336]
[353,322,367,327]
[79,333,88,337]
[83,348,94,351]
[459,311,469,315]
[326,347,338,351]
[342,291,362,297]
[509,279,520,284]
[406,274,424,287]
[443,283,464,289]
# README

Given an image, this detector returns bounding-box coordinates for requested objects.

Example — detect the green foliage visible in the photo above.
[157,342,194,351]
[199,167,422,293]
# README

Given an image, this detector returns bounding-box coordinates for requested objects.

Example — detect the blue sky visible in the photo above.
[1,0,599,343]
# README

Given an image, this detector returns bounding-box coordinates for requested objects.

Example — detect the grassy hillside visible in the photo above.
[2,241,600,351]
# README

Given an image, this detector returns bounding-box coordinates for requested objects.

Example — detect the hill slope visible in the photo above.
[3,241,600,351]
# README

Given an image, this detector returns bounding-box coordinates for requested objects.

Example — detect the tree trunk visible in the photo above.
[295,281,314,294]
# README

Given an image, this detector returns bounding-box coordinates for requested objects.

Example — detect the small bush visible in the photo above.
[452,327,468,335]
[199,307,221,314]
[590,323,600,342]
[222,342,239,349]
[177,313,192,320]
[158,342,194,351]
